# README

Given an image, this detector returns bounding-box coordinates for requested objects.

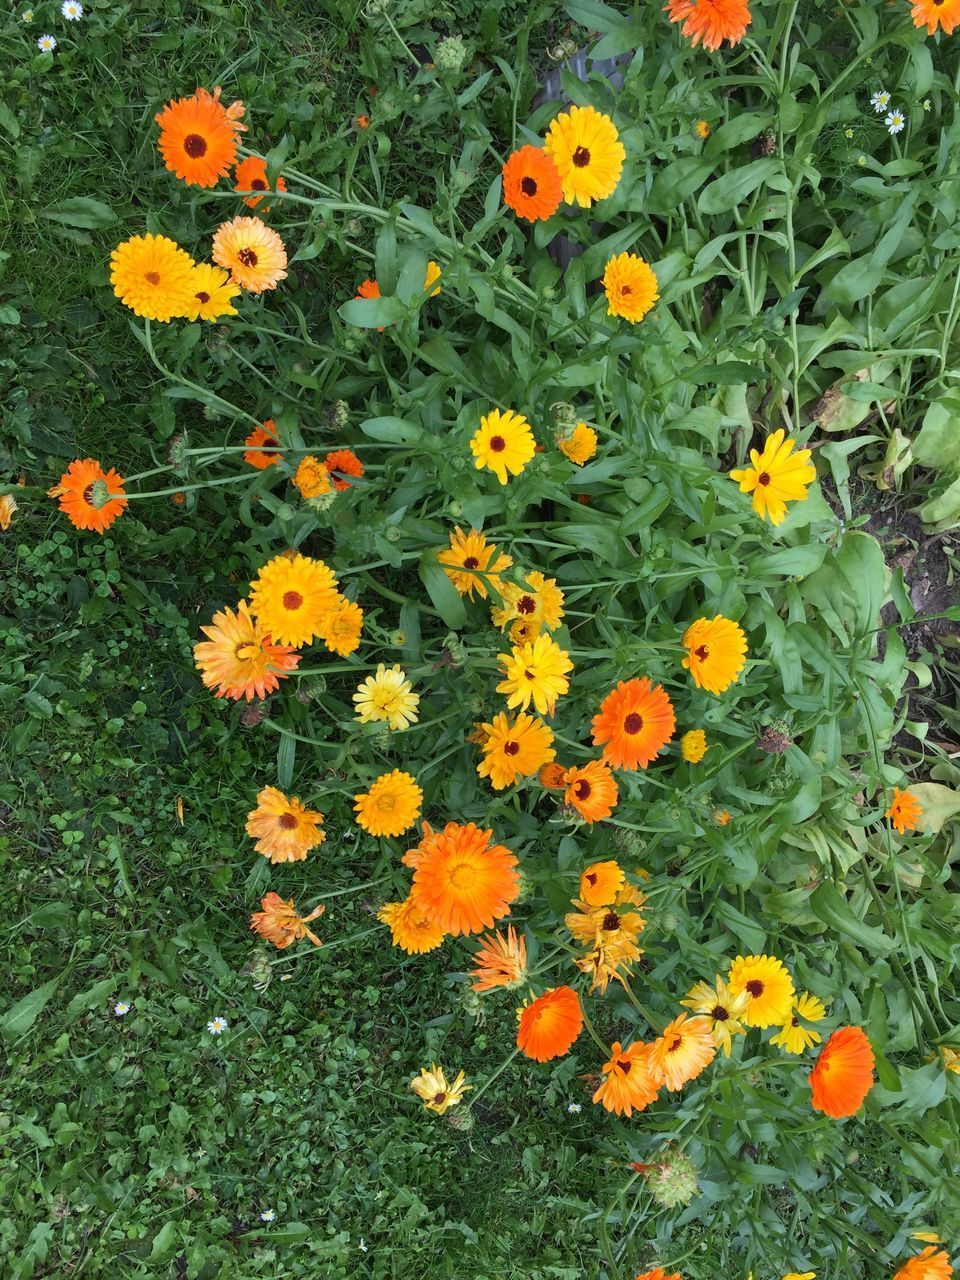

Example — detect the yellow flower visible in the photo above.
[939,1046,960,1075]
[354,769,423,837]
[566,882,646,990]
[110,233,196,322]
[476,711,555,790]
[730,428,817,526]
[680,975,748,1057]
[544,104,625,207]
[496,633,572,717]
[470,408,536,484]
[212,215,288,293]
[318,596,364,656]
[782,1274,816,1280]
[557,422,597,465]
[579,861,625,907]
[0,494,17,531]
[245,786,325,863]
[682,615,748,695]
[652,1012,716,1090]
[353,663,419,730]
[490,570,564,640]
[248,552,340,649]
[437,526,513,600]
[681,729,707,763]
[602,253,659,323]
[424,260,442,296]
[728,954,795,1028]
[713,808,731,826]
[377,895,445,954]
[695,120,711,138]
[183,262,240,321]
[770,992,828,1055]
[409,1063,472,1114]
[293,455,334,500]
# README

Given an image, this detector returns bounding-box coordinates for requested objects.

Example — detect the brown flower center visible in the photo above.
[616,1058,632,1073]
[574,780,591,800]
[463,556,479,569]
[195,291,211,304]
[791,1017,800,1027]
[184,133,208,157]
[433,1091,446,1104]
[758,471,771,486]
[695,645,709,661]
[601,911,620,931]
[279,813,298,830]
[711,1005,729,1022]
[489,435,506,452]
[517,595,536,614]
[623,712,644,734]
[572,145,591,167]
[238,247,259,267]
[282,591,304,611]
[621,285,632,295]
[251,178,268,190]
[503,740,520,756]
[521,176,537,196]
[746,979,764,997]
[665,1035,683,1054]
[145,271,161,285]
[524,669,536,680]
[585,872,598,885]
[83,485,95,506]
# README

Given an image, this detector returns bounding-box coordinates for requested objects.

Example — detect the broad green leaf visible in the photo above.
[697,159,779,216]
[1,979,59,1041]
[913,395,960,471]
[338,296,406,328]
[418,552,467,629]
[808,883,893,953]
[42,196,117,229]
[148,1221,178,1261]
[359,416,424,444]
[65,979,116,1019]
[908,783,960,834]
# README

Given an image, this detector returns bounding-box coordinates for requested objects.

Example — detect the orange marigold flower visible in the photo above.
[356,277,381,300]
[233,154,287,209]
[563,760,618,823]
[470,925,527,992]
[212,215,288,293]
[809,1025,875,1118]
[250,891,324,948]
[377,895,445,955]
[317,596,364,656]
[193,599,299,700]
[324,448,365,491]
[49,458,127,533]
[245,785,325,863]
[682,615,748,695]
[354,769,422,838]
[602,252,659,324]
[477,711,555,790]
[579,860,625,907]
[557,422,598,465]
[502,145,563,222]
[635,1270,683,1280]
[591,677,676,770]
[893,1246,954,1280]
[244,419,282,469]
[538,762,567,789]
[0,494,17,531]
[593,1040,662,1116]
[652,1013,716,1091]
[155,85,246,187]
[664,0,752,51]
[437,526,513,600]
[910,0,960,35]
[293,455,334,500]
[517,986,583,1062]
[355,113,370,129]
[886,786,923,834]
[408,821,519,936]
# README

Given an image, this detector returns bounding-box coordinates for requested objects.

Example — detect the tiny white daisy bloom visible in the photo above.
[870,90,890,113]
[61,0,83,17]
[923,98,932,111]
[358,1238,368,1253]
[37,33,57,50]
[567,1102,582,1113]
[22,8,34,20]
[259,1209,275,1222]
[114,1001,130,1016]
[844,128,854,139]
[207,1016,228,1035]
[886,110,905,135]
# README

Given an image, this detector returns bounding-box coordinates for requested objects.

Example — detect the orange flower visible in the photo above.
[355,114,371,129]
[893,1246,954,1280]
[233,154,288,209]
[250,892,324,948]
[809,1025,875,1118]
[49,459,127,533]
[664,0,751,51]
[407,821,519,935]
[635,1271,683,1280]
[193,600,299,700]
[652,1013,716,1091]
[910,0,960,35]
[318,597,364,656]
[517,986,583,1062]
[470,925,527,991]
[886,787,923,834]
[538,762,567,789]
[244,419,281,469]
[593,1040,662,1116]
[501,145,563,222]
[377,895,445,955]
[477,711,556,790]
[591,677,676,770]
[155,86,245,187]
[356,277,381,300]
[579,860,625,906]
[563,760,618,823]
[681,616,748,695]
[293,455,333,500]
[324,448,365,491]
[245,786,325,863]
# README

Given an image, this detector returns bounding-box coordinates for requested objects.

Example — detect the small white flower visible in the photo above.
[207,1016,228,1035]
[844,128,854,139]
[22,8,34,20]
[114,1001,130,1016]
[37,33,57,50]
[279,973,293,981]
[923,98,932,111]
[567,1102,582,1113]
[885,110,905,135]
[870,90,890,113]
[857,155,867,166]
[61,0,83,17]
[259,1209,275,1222]
[358,1238,368,1252]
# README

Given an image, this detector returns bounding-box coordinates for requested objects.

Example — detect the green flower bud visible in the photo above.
[644,1150,699,1209]
[435,35,467,73]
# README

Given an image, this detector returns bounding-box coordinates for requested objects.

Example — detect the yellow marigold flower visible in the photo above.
[886,786,923,834]
[681,729,708,763]
[728,954,795,1028]
[476,711,555,790]
[470,407,536,484]
[496,633,572,717]
[680,974,748,1057]
[353,663,419,730]
[566,882,646,991]
[193,599,300,700]
[557,422,598,465]
[782,1274,816,1280]
[249,892,324,948]
[212,215,288,293]
[579,861,625,907]
[730,428,816,526]
[544,104,625,208]
[770,991,828,1055]
[713,808,731,826]
[576,934,639,994]
[410,1063,472,1114]
[317,596,364,656]
[377,895,445,954]
[695,119,711,138]
[293,455,334,500]
[939,1046,960,1075]
[183,262,240,321]
[110,233,196,322]
[0,494,17,531]
[602,252,659,323]
[245,785,325,863]
[424,259,442,296]
[682,615,748,695]
[437,526,513,600]
[470,925,527,992]
[652,1012,716,1090]
[490,570,565,640]
[354,769,423,837]
[248,552,340,648]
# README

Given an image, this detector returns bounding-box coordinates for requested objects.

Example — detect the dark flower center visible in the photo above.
[489,435,506,452]
[195,291,211,303]
[503,740,520,756]
[621,285,632,295]
[758,471,771,486]
[83,485,95,506]
[574,780,591,800]
[791,1017,800,1027]
[695,645,709,661]
[666,1035,683,1054]
[746,979,764,997]
[145,271,161,285]
[623,712,644,734]
[711,1005,729,1022]
[517,595,536,614]
[463,556,479,569]
[617,1058,632,1073]
[433,1091,446,1104]
[282,591,304,611]
[521,176,537,196]
[524,669,536,680]
[601,911,620,931]
[585,872,597,885]
[184,133,208,157]
[251,178,268,190]
[572,145,591,167]
[279,813,298,830]
[238,247,259,267]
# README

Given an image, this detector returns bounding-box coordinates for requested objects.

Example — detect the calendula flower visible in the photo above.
[407,821,519,935]
[155,86,245,187]
[730,428,816,526]
[496,633,573,717]
[652,1013,716,1090]
[680,729,708,763]
[248,552,340,648]
[886,109,906,135]
[437,526,513,599]
[234,154,288,209]
[782,1273,816,1280]
[353,663,419,730]
[212,215,288,293]
[886,786,923,833]
[249,892,324,948]
[470,408,536,484]
[713,808,731,826]
[566,882,646,954]
[355,113,371,130]
[477,711,555,790]
[893,1247,954,1280]
[593,1040,662,1116]
[517,986,583,1061]
[317,596,364,656]
[244,419,281,469]
[183,262,240,321]
[635,1270,683,1280]
[939,1045,960,1074]
[557,422,598,465]
[491,571,565,641]
[293,455,334,501]
[602,253,659,323]
[324,448,364,491]
[0,495,18,532]
[910,0,960,35]
[502,145,563,221]
[410,1064,472,1114]
[579,861,625,907]
[680,975,748,1056]
[871,90,891,112]
[539,762,567,789]
[728,954,795,1028]
[470,925,527,991]
[591,677,676,770]
[770,992,828,1055]
[809,1025,875,1118]
[695,119,711,138]
[544,104,625,207]
[110,233,196,322]
[354,770,423,838]
[377,895,445,954]
[424,260,442,296]
[682,616,748,695]
[37,33,57,51]
[563,760,618,823]
[665,0,751,50]
[245,786,325,863]
[193,600,299,700]
[49,459,127,533]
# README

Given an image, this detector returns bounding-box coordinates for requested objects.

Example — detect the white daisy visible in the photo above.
[22,8,34,20]
[870,90,890,113]
[923,98,932,112]
[207,1016,228,1035]
[61,0,83,17]
[37,33,57,50]
[885,110,905,135]
[259,1209,275,1222]
[567,1102,582,1113]
[358,1239,368,1253]
[114,1001,130,1016]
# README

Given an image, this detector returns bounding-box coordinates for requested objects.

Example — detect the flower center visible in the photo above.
[433,1091,446,1104]
[621,285,632,295]
[601,911,620,931]
[195,290,210,303]
[251,178,267,189]
[665,1035,683,1054]
[617,1058,632,1073]
[521,176,538,196]
[238,247,259,267]
[448,861,476,887]
[623,712,644,734]
[282,591,304,611]
[377,793,395,811]
[711,1005,729,1022]
[584,872,597,886]
[184,133,208,157]
[746,979,764,997]
[572,145,591,167]
[573,780,591,800]
[503,740,520,756]
[524,669,536,680]
[791,1017,800,1027]
[145,271,161,285]
[463,556,479,568]
[489,435,506,452]
[695,645,709,661]
[517,595,536,614]
[279,813,298,830]
[758,471,771,486]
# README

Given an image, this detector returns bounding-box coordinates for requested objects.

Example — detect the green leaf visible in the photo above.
[907,783,960,834]
[918,474,960,532]
[808,883,893,953]
[148,1221,178,1261]
[359,416,424,444]
[42,197,117,230]
[338,296,406,328]
[277,723,296,790]
[418,552,467,629]
[697,159,779,216]
[1,980,60,1041]
[65,979,116,1019]
[913,394,960,471]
